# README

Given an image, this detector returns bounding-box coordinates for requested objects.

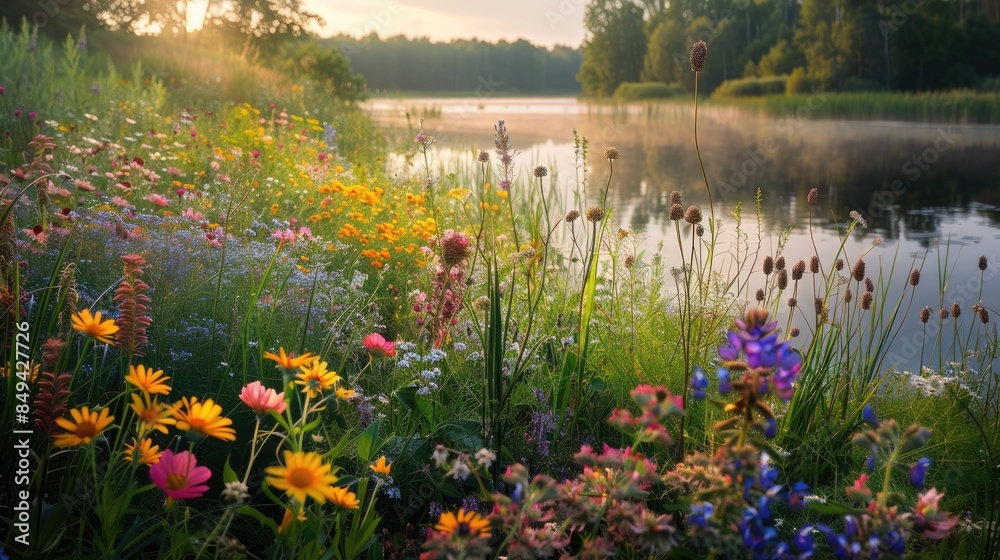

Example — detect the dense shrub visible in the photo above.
[613,81,687,99]
[712,75,788,97]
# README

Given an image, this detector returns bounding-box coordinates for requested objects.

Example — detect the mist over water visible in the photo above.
[365,96,1000,371]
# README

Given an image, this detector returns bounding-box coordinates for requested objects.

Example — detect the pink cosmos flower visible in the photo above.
[146,194,169,207]
[149,449,212,500]
[363,333,396,358]
[240,380,286,415]
[182,208,203,221]
[111,196,133,209]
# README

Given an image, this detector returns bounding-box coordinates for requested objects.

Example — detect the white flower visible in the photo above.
[474,448,496,468]
[447,457,471,481]
[431,445,449,467]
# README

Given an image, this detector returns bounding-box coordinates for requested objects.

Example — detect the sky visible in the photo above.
[302,0,588,48]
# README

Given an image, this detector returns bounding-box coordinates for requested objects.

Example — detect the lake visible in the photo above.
[363,96,1000,371]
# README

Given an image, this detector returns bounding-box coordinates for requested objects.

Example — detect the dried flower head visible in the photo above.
[853,259,866,282]
[624,254,635,269]
[865,277,875,293]
[790,327,800,337]
[979,255,988,271]
[604,147,619,160]
[696,224,705,237]
[836,258,844,271]
[977,302,990,324]
[669,191,682,206]
[787,297,797,308]
[777,269,788,290]
[810,256,820,274]
[910,269,921,286]
[861,291,873,310]
[565,209,580,223]
[684,205,702,225]
[690,41,708,71]
[951,302,961,318]
[815,297,825,315]
[755,288,765,302]
[585,206,605,223]
[792,260,806,281]
[762,256,774,275]
[939,307,950,320]
[775,256,786,271]
[669,203,685,221]
[920,306,931,323]
[477,150,489,163]
[533,165,548,178]
[807,188,819,206]
[844,288,853,303]
[439,230,471,267]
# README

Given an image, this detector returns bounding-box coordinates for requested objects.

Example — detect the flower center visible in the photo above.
[187,417,206,430]
[288,467,315,489]
[455,521,472,538]
[165,473,188,491]
[75,420,98,439]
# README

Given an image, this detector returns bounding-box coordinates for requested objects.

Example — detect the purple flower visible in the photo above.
[717,368,732,393]
[692,366,708,400]
[688,501,714,528]
[910,457,931,488]
[862,403,879,427]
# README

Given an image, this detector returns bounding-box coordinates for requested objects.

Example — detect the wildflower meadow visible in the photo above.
[1,20,999,560]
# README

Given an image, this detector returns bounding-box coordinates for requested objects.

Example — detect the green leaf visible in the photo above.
[237,506,278,535]
[357,420,381,463]
[588,376,606,393]
[223,456,238,485]
[393,386,418,410]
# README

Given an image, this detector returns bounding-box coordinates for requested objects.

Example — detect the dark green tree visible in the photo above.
[578,0,647,97]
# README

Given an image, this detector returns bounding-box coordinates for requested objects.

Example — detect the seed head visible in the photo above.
[585,206,605,223]
[792,260,806,281]
[939,307,949,320]
[755,288,765,302]
[624,254,635,269]
[951,302,961,318]
[696,224,705,237]
[618,228,628,240]
[815,297,825,315]
[777,269,788,291]
[604,147,619,161]
[533,165,548,178]
[477,150,489,163]
[669,191,682,206]
[919,306,931,323]
[853,259,866,282]
[979,255,988,271]
[835,258,844,271]
[810,256,819,274]
[978,302,990,324]
[690,41,708,72]
[844,288,853,303]
[807,188,819,206]
[762,256,774,275]
[669,203,685,221]
[861,291,873,310]
[865,277,874,293]
[565,209,580,223]
[790,327,800,337]
[787,297,797,308]
[775,256,786,271]
[440,230,471,266]
[909,269,920,286]
[684,205,702,225]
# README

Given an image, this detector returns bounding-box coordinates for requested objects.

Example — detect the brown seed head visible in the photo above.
[919,306,931,323]
[777,269,788,290]
[853,259,866,282]
[690,41,708,72]
[533,165,548,178]
[787,297,797,308]
[844,288,853,303]
[979,255,988,271]
[978,303,990,324]
[755,288,765,302]
[585,206,605,223]
[669,203,685,221]
[865,277,874,293]
[696,224,705,237]
[477,150,489,163]
[792,260,806,281]
[815,297,825,315]
[939,307,949,320]
[861,291,873,310]
[807,188,819,206]
[810,256,820,274]
[685,205,703,225]
[951,302,961,318]
[604,147,619,161]
[775,256,786,271]
[763,256,774,275]
[670,191,682,206]
[835,258,844,271]
[909,268,920,287]
[565,209,580,223]
[624,254,635,269]
[790,327,800,337]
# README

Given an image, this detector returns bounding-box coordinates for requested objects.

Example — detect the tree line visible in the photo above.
[579,0,1000,97]
[321,35,583,94]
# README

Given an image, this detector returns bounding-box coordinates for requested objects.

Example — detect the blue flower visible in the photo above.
[762,416,777,439]
[863,403,880,427]
[692,366,708,400]
[688,501,715,528]
[717,368,732,393]
[910,457,931,488]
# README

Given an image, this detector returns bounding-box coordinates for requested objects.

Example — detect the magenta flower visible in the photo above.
[239,380,286,415]
[149,449,212,500]
[363,333,397,358]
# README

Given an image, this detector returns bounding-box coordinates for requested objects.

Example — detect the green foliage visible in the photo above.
[613,81,686,99]
[712,75,789,97]
[578,0,647,97]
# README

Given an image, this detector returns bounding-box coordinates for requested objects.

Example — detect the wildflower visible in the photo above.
[565,209,580,223]
[53,406,114,447]
[124,438,162,465]
[447,457,472,480]
[222,481,251,504]
[336,387,356,400]
[371,456,392,476]
[150,449,212,501]
[691,366,708,400]
[810,256,820,273]
[326,485,360,509]
[439,229,470,266]
[670,191,682,205]
[363,333,396,358]
[604,147,619,160]
[762,256,774,275]
[264,347,316,370]
[911,457,931,488]
[146,194,169,207]
[920,306,931,323]
[585,206,605,222]
[912,489,958,539]
[717,368,732,393]
[172,397,236,441]
[807,188,819,206]
[792,260,805,280]
[71,309,119,344]
[431,444,449,467]
[861,291,873,310]
[533,165,548,178]
[125,364,171,395]
[477,150,489,163]
[952,302,961,318]
[979,255,988,271]
[130,393,177,435]
[239,380,286,415]
[684,205,702,224]
[688,501,714,528]
[669,203,684,221]
[266,450,340,505]
[434,508,491,539]
[474,448,496,468]
[690,40,708,71]
[910,268,921,286]
[295,360,341,398]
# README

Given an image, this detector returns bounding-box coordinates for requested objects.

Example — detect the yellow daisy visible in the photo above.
[326,485,360,510]
[295,360,340,398]
[264,347,316,370]
[370,456,392,476]
[123,438,162,465]
[130,392,177,435]
[434,508,491,539]
[172,397,236,441]
[336,387,356,400]
[71,309,119,344]
[124,364,171,395]
[54,406,114,447]
[265,450,339,505]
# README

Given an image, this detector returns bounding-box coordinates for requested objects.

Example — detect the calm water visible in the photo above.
[364,97,1000,370]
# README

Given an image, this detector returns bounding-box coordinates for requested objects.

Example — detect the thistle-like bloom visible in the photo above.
[434,508,491,539]
[124,437,162,465]
[439,229,470,267]
[326,485,360,509]
[150,449,212,500]
[370,455,392,476]
[912,488,958,539]
[266,450,339,505]
[690,41,708,71]
[54,406,114,447]
[263,347,316,370]
[124,364,171,395]
[239,380,286,415]
[363,333,397,358]
[130,392,177,435]
[172,397,236,441]
[71,309,119,344]
[295,360,341,398]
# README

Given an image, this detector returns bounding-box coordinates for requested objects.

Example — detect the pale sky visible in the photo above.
[303,0,587,48]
